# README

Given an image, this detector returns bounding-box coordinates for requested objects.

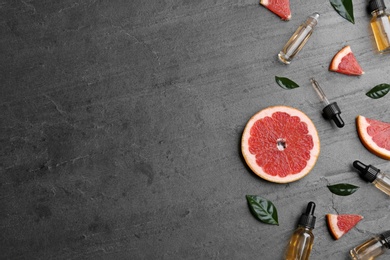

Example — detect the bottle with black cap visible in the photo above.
[353,160,390,196]
[368,0,390,53]
[284,202,316,260]
[349,230,390,259]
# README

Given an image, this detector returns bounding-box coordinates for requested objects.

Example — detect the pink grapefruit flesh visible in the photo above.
[241,106,320,183]
[326,214,363,240]
[357,115,390,160]
[260,0,291,21]
[329,46,364,76]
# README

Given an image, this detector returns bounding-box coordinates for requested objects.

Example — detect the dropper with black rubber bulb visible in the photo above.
[353,160,390,196]
[310,78,345,128]
[284,202,316,260]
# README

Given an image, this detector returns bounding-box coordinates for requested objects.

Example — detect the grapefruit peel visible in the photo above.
[260,0,291,21]
[241,106,320,183]
[329,46,364,76]
[356,115,390,160]
[326,214,363,240]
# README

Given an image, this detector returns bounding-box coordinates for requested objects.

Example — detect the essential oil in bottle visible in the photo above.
[353,160,390,196]
[284,202,316,260]
[278,13,320,64]
[350,230,390,259]
[368,0,390,53]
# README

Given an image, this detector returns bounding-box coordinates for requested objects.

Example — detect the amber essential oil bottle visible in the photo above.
[350,230,390,259]
[368,0,390,53]
[284,202,316,260]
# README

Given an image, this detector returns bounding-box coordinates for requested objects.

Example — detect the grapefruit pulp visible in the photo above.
[260,0,291,21]
[326,214,363,240]
[241,106,320,183]
[356,115,390,160]
[329,46,364,76]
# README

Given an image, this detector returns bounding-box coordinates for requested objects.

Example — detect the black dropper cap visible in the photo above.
[353,160,380,182]
[368,0,386,13]
[323,102,345,128]
[380,230,390,248]
[298,202,316,229]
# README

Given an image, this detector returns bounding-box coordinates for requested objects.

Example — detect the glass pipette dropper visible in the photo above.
[310,78,345,128]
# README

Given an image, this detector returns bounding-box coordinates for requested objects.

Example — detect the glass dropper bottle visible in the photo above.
[284,202,316,260]
[353,160,390,196]
[350,230,390,259]
[368,0,390,53]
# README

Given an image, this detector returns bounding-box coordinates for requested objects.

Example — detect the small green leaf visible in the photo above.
[327,183,359,196]
[366,84,390,99]
[275,76,300,90]
[330,0,355,24]
[246,195,279,225]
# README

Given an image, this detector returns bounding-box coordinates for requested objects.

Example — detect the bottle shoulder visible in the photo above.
[294,226,314,237]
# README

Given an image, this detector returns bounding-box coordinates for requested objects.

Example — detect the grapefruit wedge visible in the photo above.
[326,214,363,240]
[241,106,320,183]
[260,0,291,21]
[329,46,364,76]
[356,115,390,160]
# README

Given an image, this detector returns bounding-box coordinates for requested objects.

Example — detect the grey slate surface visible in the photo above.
[1,0,390,259]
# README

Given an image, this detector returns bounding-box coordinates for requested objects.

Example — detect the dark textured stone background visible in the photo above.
[1,0,390,259]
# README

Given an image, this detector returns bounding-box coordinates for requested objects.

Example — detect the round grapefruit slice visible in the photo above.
[356,115,390,160]
[241,106,320,183]
[260,0,291,21]
[329,46,364,76]
[326,214,363,240]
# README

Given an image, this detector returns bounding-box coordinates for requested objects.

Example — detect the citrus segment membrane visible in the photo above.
[357,115,390,160]
[242,106,320,183]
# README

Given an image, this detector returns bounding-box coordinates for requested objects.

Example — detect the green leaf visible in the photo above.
[275,76,300,90]
[366,84,390,99]
[330,0,355,24]
[327,183,359,196]
[246,195,279,225]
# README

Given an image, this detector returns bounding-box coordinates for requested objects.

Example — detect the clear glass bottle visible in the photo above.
[278,13,320,64]
[349,230,390,259]
[284,202,316,260]
[353,160,390,196]
[368,0,390,53]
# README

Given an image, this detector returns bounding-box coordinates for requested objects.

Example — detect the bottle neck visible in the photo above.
[372,8,386,16]
[381,238,390,249]
[297,225,313,231]
[380,231,390,249]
